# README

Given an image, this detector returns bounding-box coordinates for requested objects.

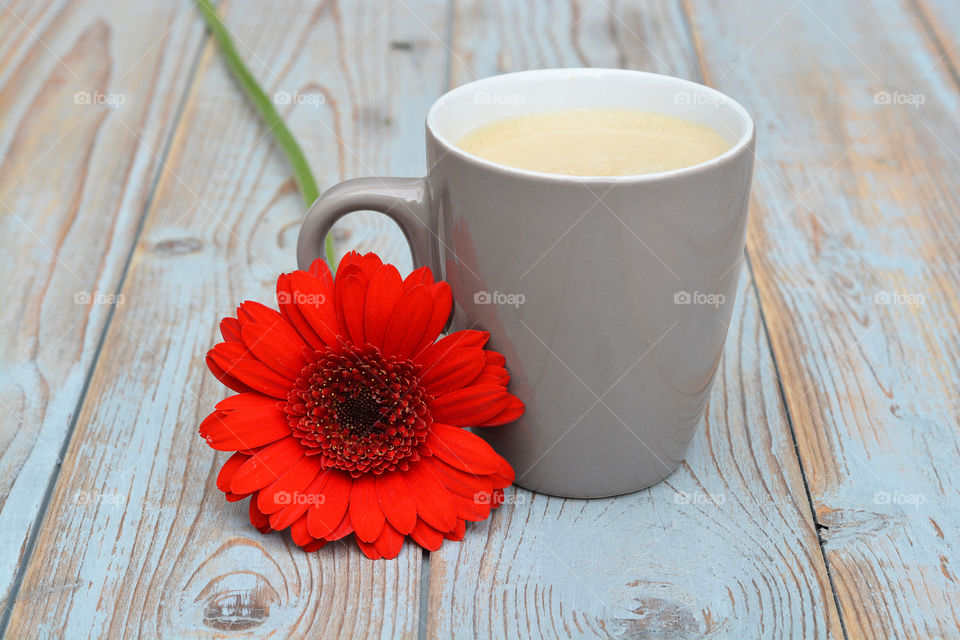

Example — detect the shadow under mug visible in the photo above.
[298,68,755,498]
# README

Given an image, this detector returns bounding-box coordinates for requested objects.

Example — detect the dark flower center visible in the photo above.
[284,342,432,476]
[332,390,383,438]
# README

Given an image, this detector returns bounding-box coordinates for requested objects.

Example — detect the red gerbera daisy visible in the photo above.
[200,251,523,559]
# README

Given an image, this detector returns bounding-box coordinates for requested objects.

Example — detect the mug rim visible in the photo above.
[426,67,756,183]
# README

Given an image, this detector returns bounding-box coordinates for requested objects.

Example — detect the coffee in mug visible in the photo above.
[456,108,732,176]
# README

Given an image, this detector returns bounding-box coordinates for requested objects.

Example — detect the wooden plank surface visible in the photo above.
[3,0,447,636]
[426,1,843,637]
[3,0,959,637]
[682,0,960,636]
[0,0,206,616]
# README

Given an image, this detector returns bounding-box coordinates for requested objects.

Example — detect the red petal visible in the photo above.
[249,496,272,533]
[216,452,250,493]
[201,404,292,451]
[444,519,466,541]
[478,363,509,382]
[357,252,384,279]
[356,538,382,560]
[308,257,333,281]
[270,470,332,531]
[240,320,309,380]
[478,394,525,427]
[215,393,279,412]
[420,348,486,396]
[288,270,342,348]
[491,456,515,488]
[430,385,509,427]
[199,410,225,440]
[484,351,506,367]
[300,538,327,552]
[382,286,432,359]
[410,519,444,551]
[208,342,292,398]
[277,274,325,350]
[404,462,457,532]
[414,330,490,369]
[336,251,383,282]
[225,492,247,502]
[426,423,502,474]
[234,301,272,325]
[290,514,314,546]
[206,355,254,394]
[376,471,417,534]
[350,475,385,542]
[403,266,433,290]
[269,469,332,530]
[373,522,405,559]
[336,274,367,346]
[412,282,452,355]
[363,265,404,349]
[230,437,304,494]
[473,373,506,386]
[426,456,493,499]
[257,455,324,514]
[306,471,353,538]
[335,251,364,280]
[449,491,491,522]
[220,317,243,342]
[326,510,354,540]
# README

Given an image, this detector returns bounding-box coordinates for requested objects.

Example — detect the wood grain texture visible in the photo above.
[426,1,843,637]
[0,0,206,616]
[5,0,959,636]
[4,0,449,637]
[683,0,960,636]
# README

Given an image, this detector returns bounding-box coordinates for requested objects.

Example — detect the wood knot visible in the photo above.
[195,571,279,631]
[617,597,714,636]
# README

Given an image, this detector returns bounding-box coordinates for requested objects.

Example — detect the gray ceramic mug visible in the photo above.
[298,68,755,498]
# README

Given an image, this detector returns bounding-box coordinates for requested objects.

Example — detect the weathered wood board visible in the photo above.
[4,0,445,636]
[0,0,207,617]
[683,0,960,636]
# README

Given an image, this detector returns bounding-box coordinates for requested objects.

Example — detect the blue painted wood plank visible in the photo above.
[3,0,449,636]
[685,0,960,636]
[0,0,207,622]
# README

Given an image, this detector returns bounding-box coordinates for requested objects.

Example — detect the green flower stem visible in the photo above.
[194,0,335,268]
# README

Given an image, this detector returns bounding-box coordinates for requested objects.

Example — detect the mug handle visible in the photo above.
[296,177,439,273]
